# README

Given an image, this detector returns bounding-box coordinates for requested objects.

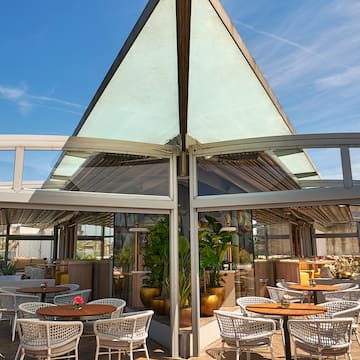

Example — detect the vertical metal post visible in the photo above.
[170,154,179,358]
[189,148,200,357]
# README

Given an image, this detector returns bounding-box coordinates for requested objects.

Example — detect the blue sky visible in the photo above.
[0,0,359,181]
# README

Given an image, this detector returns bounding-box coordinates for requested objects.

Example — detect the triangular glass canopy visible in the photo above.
[74,0,295,146]
[76,0,180,145]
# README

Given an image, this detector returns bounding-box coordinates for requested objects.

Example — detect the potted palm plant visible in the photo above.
[199,215,233,315]
[140,218,169,309]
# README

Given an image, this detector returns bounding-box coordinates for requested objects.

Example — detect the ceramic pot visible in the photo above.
[200,293,219,316]
[140,287,161,307]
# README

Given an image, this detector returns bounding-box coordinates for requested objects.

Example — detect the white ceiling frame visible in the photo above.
[192,186,360,212]
[191,133,360,157]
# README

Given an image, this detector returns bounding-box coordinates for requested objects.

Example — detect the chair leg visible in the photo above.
[12,313,17,341]
[269,344,275,360]
[14,345,21,360]
[144,343,150,360]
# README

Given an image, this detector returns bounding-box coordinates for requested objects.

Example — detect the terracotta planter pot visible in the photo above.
[180,307,192,326]
[140,287,161,308]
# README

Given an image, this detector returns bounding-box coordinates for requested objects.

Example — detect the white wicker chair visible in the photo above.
[82,298,126,334]
[334,283,359,291]
[276,281,297,290]
[307,300,360,345]
[16,318,83,360]
[288,318,353,360]
[93,310,154,360]
[18,302,56,319]
[0,286,19,294]
[324,289,360,302]
[45,283,80,302]
[214,310,276,360]
[236,296,284,345]
[236,296,276,317]
[53,289,91,305]
[0,292,40,341]
[88,298,126,318]
[267,286,304,303]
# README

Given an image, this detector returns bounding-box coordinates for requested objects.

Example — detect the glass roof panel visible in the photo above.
[77,0,179,145]
[188,0,292,143]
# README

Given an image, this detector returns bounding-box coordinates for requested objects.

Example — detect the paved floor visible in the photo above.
[1,319,360,359]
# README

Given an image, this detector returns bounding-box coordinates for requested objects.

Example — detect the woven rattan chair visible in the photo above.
[288,318,353,360]
[88,297,126,318]
[45,283,80,302]
[53,289,91,305]
[334,283,359,291]
[93,310,154,360]
[214,310,276,360]
[236,296,284,344]
[307,300,360,345]
[16,318,83,360]
[82,298,126,334]
[267,286,304,303]
[0,292,40,341]
[18,302,56,319]
[324,289,360,302]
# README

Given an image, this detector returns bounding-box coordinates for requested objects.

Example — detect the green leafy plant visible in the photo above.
[142,218,169,291]
[179,235,191,308]
[199,215,233,289]
[0,261,16,275]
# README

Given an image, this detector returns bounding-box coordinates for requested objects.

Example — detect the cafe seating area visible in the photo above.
[0,279,159,360]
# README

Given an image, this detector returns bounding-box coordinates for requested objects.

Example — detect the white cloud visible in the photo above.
[0,83,83,115]
[315,66,360,90]
[0,85,25,100]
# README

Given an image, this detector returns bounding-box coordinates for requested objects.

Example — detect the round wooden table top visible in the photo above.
[36,304,117,318]
[16,286,70,295]
[246,302,327,316]
[289,284,340,292]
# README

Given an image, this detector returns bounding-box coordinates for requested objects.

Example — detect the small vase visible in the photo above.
[73,304,82,310]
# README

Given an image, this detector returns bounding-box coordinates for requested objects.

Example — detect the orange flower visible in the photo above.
[73,296,84,305]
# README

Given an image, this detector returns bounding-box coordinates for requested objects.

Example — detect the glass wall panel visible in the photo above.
[44,151,171,196]
[198,210,255,307]
[0,150,14,189]
[113,213,169,312]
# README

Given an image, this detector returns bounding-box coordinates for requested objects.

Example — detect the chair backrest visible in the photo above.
[320,300,360,316]
[214,310,276,341]
[88,298,126,318]
[53,289,92,305]
[0,286,19,294]
[325,289,360,302]
[14,294,41,308]
[59,283,80,293]
[288,318,353,355]
[236,296,274,316]
[0,292,16,312]
[276,281,297,290]
[94,310,154,341]
[18,302,56,318]
[17,318,83,349]
[334,283,359,291]
[266,286,304,303]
